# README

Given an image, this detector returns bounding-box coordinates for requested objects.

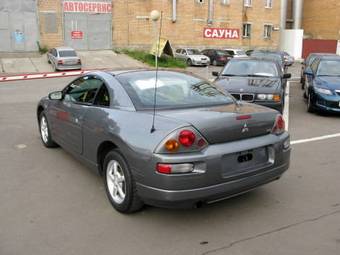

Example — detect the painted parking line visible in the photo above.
[291,133,340,145]
[283,81,290,130]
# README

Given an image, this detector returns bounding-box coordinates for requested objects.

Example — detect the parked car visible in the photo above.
[37,69,291,213]
[213,58,291,113]
[47,47,82,71]
[224,49,248,58]
[175,48,210,66]
[300,53,337,89]
[251,50,287,72]
[303,55,340,113]
[201,49,232,66]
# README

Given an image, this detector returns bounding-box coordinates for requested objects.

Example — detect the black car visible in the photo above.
[251,50,288,73]
[213,58,291,113]
[300,53,337,89]
[201,49,232,66]
[303,55,340,113]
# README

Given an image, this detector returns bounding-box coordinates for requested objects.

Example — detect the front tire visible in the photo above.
[39,112,58,148]
[307,92,315,113]
[103,150,144,213]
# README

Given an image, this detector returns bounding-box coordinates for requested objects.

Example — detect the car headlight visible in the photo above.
[256,94,281,102]
[314,87,333,95]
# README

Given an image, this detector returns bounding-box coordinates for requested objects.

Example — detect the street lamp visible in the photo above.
[150,10,161,67]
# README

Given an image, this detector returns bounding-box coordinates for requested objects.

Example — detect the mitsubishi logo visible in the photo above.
[241,123,249,133]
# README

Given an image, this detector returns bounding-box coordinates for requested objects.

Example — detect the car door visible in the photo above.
[305,58,320,95]
[50,75,103,154]
[82,83,112,163]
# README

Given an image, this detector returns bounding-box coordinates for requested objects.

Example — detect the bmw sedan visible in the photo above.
[213,58,291,113]
[304,55,340,113]
[37,70,290,213]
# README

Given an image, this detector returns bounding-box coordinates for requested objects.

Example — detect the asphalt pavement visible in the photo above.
[0,65,339,255]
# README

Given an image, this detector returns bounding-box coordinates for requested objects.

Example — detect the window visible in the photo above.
[94,85,110,107]
[117,71,234,110]
[265,0,273,8]
[263,24,273,39]
[59,50,77,57]
[242,23,251,38]
[244,0,252,7]
[64,76,103,104]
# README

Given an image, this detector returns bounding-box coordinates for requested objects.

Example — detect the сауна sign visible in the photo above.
[203,28,240,39]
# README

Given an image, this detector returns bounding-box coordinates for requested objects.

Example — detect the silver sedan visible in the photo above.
[37,70,291,213]
[47,47,82,71]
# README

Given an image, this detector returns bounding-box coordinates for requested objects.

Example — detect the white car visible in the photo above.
[224,49,248,58]
[175,48,210,66]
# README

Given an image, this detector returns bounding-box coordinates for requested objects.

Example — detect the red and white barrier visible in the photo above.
[0,69,106,83]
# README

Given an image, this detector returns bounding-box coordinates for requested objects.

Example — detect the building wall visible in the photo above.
[302,0,340,40]
[113,0,281,50]
[38,0,64,48]
[38,0,281,50]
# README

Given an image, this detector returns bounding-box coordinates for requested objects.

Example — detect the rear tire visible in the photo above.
[103,150,144,213]
[39,112,58,148]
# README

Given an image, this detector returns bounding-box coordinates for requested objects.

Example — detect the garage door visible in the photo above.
[0,0,39,52]
[63,1,112,50]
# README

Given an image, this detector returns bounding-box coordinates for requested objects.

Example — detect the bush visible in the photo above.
[121,49,186,68]
[37,42,49,54]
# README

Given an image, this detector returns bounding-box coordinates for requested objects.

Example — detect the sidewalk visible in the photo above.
[0,50,146,75]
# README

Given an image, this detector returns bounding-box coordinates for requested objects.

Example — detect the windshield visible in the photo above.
[236,50,246,55]
[317,60,340,76]
[216,50,228,56]
[117,71,234,110]
[221,60,279,77]
[59,50,77,57]
[187,49,200,55]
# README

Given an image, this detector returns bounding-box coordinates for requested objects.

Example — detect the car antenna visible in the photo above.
[150,11,163,133]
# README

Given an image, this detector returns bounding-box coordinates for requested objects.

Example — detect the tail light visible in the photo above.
[57,60,63,65]
[155,127,208,154]
[156,163,194,174]
[272,115,285,135]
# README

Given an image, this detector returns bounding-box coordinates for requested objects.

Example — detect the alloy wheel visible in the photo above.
[106,160,126,204]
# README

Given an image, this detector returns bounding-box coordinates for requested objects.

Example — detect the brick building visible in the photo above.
[0,0,282,52]
[302,0,340,40]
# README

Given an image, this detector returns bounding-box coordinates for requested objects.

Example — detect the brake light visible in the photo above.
[236,114,252,120]
[179,130,196,147]
[155,127,208,154]
[272,115,285,135]
[156,164,172,174]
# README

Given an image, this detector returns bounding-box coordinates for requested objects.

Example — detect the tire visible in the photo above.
[307,92,315,113]
[212,60,217,66]
[301,77,305,89]
[187,59,192,66]
[47,58,51,64]
[39,112,58,148]
[103,149,144,213]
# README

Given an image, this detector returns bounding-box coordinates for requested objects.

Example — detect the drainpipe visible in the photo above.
[207,0,214,25]
[280,0,287,30]
[172,0,177,23]
[293,0,304,29]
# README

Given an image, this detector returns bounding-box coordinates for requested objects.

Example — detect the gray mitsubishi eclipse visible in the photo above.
[37,69,291,213]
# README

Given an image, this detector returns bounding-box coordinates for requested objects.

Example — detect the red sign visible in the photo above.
[71,31,83,39]
[203,28,240,39]
[63,1,112,13]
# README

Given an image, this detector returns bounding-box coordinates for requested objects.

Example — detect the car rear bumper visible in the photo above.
[136,133,290,208]
[137,162,289,208]
[56,64,82,70]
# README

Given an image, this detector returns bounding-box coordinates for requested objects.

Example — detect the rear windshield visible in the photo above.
[317,60,340,76]
[117,71,234,110]
[251,52,283,65]
[59,50,77,57]
[222,59,279,77]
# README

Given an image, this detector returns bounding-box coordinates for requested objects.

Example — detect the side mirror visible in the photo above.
[48,91,63,100]
[212,71,219,77]
[283,73,291,79]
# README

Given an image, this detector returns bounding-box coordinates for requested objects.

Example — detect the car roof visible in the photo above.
[55,47,76,51]
[317,55,340,60]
